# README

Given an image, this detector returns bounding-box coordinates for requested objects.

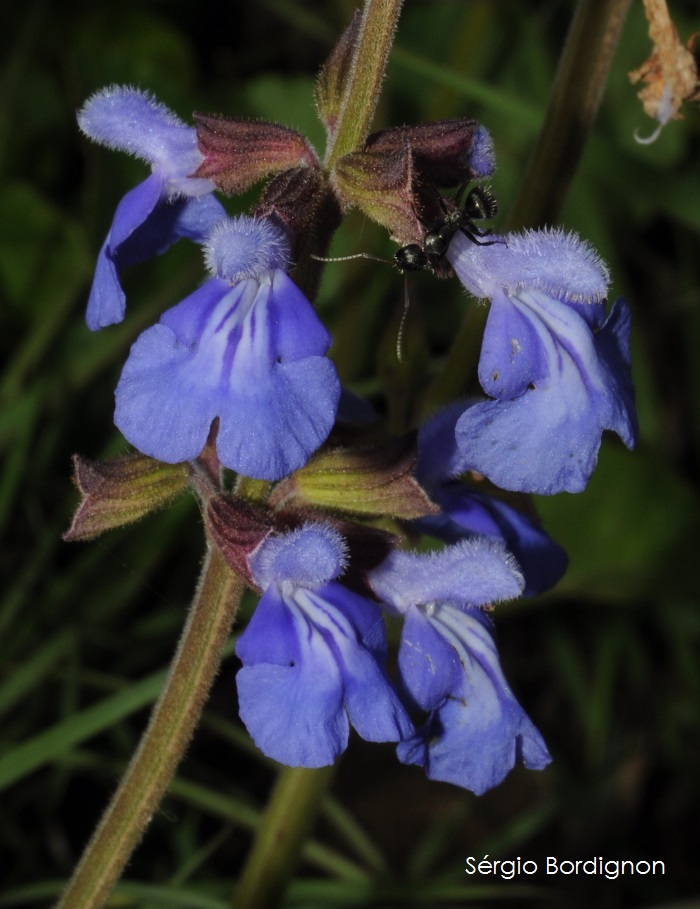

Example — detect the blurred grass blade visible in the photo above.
[0,635,238,791]
[0,629,74,717]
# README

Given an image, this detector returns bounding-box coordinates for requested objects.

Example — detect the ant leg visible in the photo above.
[458,227,502,247]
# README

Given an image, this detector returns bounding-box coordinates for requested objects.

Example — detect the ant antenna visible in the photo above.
[395,275,411,363]
[311,252,394,266]
[312,252,415,363]
[312,184,500,361]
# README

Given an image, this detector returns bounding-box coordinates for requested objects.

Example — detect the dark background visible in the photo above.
[1,1,699,907]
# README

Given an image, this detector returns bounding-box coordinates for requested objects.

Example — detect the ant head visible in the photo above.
[395,243,428,273]
[465,185,498,221]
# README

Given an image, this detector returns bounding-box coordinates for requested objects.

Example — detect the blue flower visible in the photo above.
[236,524,414,767]
[447,228,638,494]
[369,542,550,794]
[78,86,225,330]
[114,216,341,480]
[416,403,568,596]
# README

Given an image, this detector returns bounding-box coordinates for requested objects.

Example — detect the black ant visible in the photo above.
[311,184,499,360]
[394,183,499,274]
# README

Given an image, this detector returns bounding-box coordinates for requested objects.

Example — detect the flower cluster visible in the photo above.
[74,74,637,795]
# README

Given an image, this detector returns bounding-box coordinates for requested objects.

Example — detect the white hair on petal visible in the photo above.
[203,216,291,282]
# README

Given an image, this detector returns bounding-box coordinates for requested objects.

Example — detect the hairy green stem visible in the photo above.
[324,0,404,168]
[54,544,244,909]
[233,765,336,909]
[424,0,632,414]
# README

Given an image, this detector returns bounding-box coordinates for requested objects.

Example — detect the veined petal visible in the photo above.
[115,270,340,479]
[114,280,231,462]
[456,293,636,494]
[397,604,550,794]
[236,587,348,766]
[398,605,461,711]
[236,581,412,767]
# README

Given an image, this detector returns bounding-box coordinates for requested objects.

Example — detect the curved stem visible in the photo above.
[54,544,244,909]
[324,0,404,169]
[233,765,336,909]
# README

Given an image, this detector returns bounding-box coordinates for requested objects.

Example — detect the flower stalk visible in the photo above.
[54,544,244,909]
[232,766,335,909]
[508,0,633,230]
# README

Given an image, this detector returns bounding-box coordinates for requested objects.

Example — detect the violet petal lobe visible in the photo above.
[236,586,348,767]
[236,580,413,767]
[86,174,163,330]
[78,86,213,195]
[80,87,225,331]
[114,269,340,480]
[396,604,551,794]
[85,180,225,331]
[417,483,568,597]
[368,538,524,616]
[456,292,637,494]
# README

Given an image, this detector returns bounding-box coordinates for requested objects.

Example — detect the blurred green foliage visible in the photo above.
[1,1,699,907]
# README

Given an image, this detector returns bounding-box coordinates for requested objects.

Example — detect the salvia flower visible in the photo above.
[114,216,341,480]
[447,228,637,494]
[416,403,568,596]
[369,542,551,793]
[78,86,225,330]
[236,523,414,767]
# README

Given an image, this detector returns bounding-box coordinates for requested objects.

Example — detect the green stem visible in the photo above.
[423,0,632,414]
[233,765,336,909]
[508,0,632,230]
[324,0,404,169]
[54,544,244,909]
